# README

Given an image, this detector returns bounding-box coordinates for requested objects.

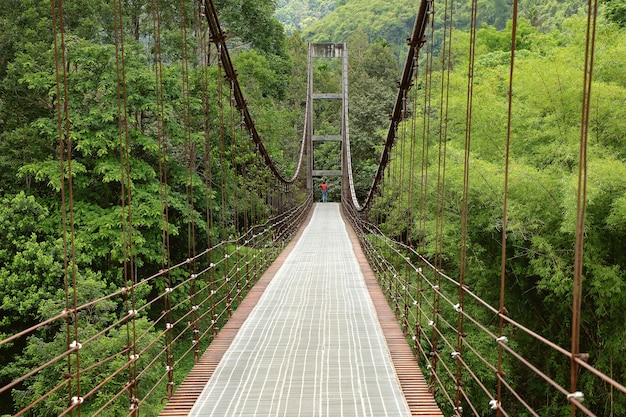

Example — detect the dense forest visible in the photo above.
[376,14,626,417]
[0,0,307,414]
[1,0,625,415]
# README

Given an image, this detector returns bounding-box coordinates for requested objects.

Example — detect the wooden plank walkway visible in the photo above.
[160,203,442,417]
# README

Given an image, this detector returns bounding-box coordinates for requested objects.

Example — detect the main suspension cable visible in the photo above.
[200,0,306,186]
[343,0,433,212]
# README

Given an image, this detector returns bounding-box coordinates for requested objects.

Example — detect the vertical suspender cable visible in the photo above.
[198,0,216,344]
[498,1,520,415]
[571,0,598,415]
[218,46,227,242]
[112,0,139,412]
[421,1,443,392]
[50,0,81,412]
[230,85,239,234]
[397,88,408,319]
[404,48,418,337]
[435,0,452,296]
[149,0,174,397]
[178,0,200,362]
[435,0,454,400]
[457,0,479,411]
[408,50,422,354]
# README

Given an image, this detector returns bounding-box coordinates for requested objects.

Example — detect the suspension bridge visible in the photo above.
[0,0,624,416]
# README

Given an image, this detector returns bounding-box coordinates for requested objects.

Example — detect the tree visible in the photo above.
[600,0,626,27]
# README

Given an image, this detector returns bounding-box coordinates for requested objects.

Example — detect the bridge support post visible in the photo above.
[307,43,347,201]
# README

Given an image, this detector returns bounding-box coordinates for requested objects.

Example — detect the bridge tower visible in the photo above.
[306,43,348,199]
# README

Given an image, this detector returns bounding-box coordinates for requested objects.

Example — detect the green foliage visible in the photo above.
[600,0,626,27]
[275,0,336,33]
[346,31,398,201]
[374,9,626,414]
[302,0,416,56]
[0,193,62,330]
[215,0,289,58]
[0,0,302,414]
[4,279,160,416]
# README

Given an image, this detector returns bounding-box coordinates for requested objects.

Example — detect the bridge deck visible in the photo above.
[160,203,442,417]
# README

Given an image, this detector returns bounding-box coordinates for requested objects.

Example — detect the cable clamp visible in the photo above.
[71,396,84,405]
[166,323,173,329]
[209,262,215,268]
[128,309,138,316]
[192,305,199,311]
[70,340,82,350]
[165,287,173,293]
[224,253,230,259]
[191,273,197,279]
[496,336,508,344]
[129,354,140,361]
[451,351,461,358]
[413,300,417,306]
[454,303,462,312]
[489,399,500,410]
[567,391,585,402]
[428,320,435,326]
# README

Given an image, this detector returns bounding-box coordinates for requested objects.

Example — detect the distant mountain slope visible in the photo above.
[277,0,591,46]
[275,0,337,34]
[299,0,415,45]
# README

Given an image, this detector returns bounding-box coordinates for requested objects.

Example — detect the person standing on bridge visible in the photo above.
[320,181,328,202]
